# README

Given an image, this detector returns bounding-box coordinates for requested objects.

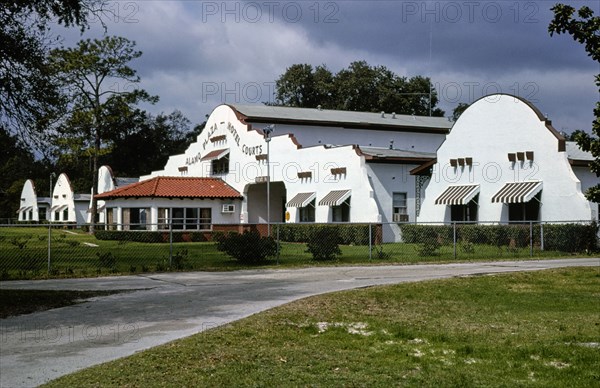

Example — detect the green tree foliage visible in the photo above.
[0,127,50,220]
[49,36,158,228]
[102,110,197,177]
[0,0,107,143]
[549,4,600,202]
[452,102,470,122]
[273,61,444,116]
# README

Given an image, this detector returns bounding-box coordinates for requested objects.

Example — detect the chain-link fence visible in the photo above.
[0,221,598,280]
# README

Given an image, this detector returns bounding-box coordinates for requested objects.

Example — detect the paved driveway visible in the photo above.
[1,258,598,387]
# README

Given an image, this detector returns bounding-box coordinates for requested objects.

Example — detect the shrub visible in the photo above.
[214,230,277,264]
[97,252,116,268]
[171,249,188,270]
[306,226,342,261]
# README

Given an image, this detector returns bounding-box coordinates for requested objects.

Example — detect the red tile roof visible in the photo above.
[95,177,243,200]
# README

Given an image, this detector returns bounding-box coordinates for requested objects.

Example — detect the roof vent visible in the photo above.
[381,111,385,118]
[392,112,396,119]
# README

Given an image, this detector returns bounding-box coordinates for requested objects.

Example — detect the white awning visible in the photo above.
[201,148,230,161]
[435,185,480,205]
[491,181,542,203]
[318,190,351,206]
[286,192,316,208]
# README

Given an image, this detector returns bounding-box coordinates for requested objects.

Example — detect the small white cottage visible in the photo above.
[49,173,90,225]
[16,179,50,222]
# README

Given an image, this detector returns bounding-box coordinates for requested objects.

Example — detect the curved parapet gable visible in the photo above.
[18,179,37,221]
[51,173,75,222]
[418,93,591,223]
[467,94,566,152]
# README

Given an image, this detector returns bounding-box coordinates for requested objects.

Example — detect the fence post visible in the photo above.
[540,223,544,251]
[529,221,533,257]
[369,223,372,260]
[453,222,457,260]
[169,222,173,268]
[47,223,52,274]
[276,223,280,265]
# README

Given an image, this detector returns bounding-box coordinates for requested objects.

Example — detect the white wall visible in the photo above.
[104,197,242,230]
[51,173,75,223]
[144,105,381,224]
[18,179,38,221]
[572,166,599,221]
[248,121,446,152]
[418,94,592,223]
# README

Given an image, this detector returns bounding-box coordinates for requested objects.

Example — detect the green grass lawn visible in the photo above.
[0,226,588,280]
[42,267,600,387]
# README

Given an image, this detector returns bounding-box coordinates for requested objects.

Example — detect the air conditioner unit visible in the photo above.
[393,213,409,223]
[221,204,235,213]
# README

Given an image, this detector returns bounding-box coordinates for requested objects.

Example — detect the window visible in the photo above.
[299,199,315,223]
[171,208,185,230]
[392,192,408,222]
[332,198,350,222]
[39,207,47,221]
[508,193,540,222]
[62,208,68,221]
[450,195,478,223]
[54,211,60,221]
[122,208,150,230]
[159,207,212,230]
[212,154,229,175]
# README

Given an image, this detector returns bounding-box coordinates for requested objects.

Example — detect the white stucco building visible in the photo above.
[96,104,450,239]
[49,173,90,225]
[417,94,597,223]
[16,179,50,222]
[90,165,139,223]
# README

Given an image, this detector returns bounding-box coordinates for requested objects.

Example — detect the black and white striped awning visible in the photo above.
[286,192,316,208]
[50,204,68,212]
[491,181,542,203]
[435,185,480,205]
[318,190,351,206]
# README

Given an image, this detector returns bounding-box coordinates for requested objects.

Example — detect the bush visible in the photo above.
[277,224,373,245]
[214,231,277,264]
[306,226,342,261]
[400,223,598,254]
[543,222,599,253]
[94,230,209,243]
[97,252,116,269]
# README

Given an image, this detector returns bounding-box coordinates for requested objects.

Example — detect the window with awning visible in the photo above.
[435,184,480,205]
[286,192,316,208]
[319,190,351,222]
[491,181,542,203]
[201,148,230,161]
[318,190,351,206]
[202,149,230,175]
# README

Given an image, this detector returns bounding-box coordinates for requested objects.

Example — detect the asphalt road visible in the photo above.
[1,258,598,387]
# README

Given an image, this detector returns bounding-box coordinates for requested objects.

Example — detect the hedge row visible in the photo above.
[94,230,209,243]
[400,223,599,253]
[277,224,375,245]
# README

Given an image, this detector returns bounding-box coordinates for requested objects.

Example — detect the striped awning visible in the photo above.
[318,190,351,206]
[492,181,542,203]
[286,192,316,208]
[201,148,229,161]
[435,184,480,205]
[50,204,68,212]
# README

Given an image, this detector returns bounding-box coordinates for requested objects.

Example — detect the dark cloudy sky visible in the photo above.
[57,0,599,133]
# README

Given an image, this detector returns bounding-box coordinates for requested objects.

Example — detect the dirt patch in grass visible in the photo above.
[0,289,125,319]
